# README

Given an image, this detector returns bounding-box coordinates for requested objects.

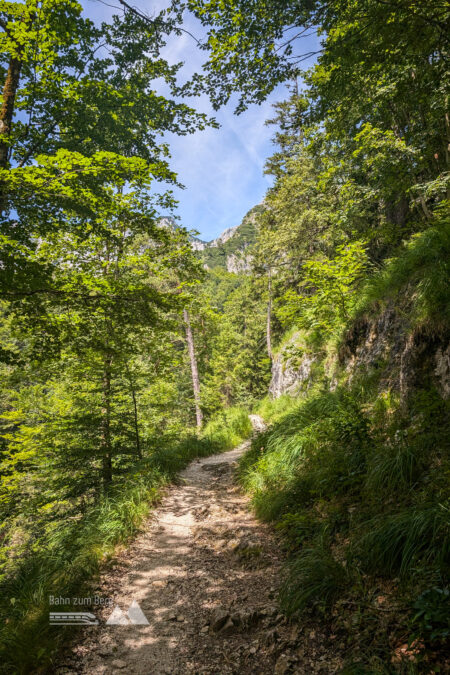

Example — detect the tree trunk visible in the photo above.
[267,269,273,360]
[418,191,432,221]
[100,354,113,487]
[0,56,22,213]
[183,309,203,428]
[0,56,22,169]
[126,366,142,459]
[445,97,450,200]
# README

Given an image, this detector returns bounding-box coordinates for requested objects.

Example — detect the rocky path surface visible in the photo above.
[61,415,338,674]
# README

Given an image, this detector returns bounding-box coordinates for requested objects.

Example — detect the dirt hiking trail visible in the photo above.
[62,415,341,674]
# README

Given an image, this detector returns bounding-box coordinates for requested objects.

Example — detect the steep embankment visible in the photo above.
[240,224,450,672]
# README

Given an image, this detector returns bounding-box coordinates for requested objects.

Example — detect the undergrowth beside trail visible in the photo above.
[240,227,450,672]
[242,384,449,671]
[0,406,251,674]
[353,212,450,331]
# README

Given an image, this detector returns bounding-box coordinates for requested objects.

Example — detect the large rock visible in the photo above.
[269,333,316,399]
[270,309,450,402]
[210,608,230,632]
[226,251,252,273]
[340,307,450,400]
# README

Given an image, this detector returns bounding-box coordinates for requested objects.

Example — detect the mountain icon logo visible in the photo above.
[106,600,149,625]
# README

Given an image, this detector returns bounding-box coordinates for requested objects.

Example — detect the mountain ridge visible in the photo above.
[159,204,263,272]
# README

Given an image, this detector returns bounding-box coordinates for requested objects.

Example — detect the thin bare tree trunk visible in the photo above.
[183,309,203,428]
[0,56,22,169]
[267,268,273,360]
[126,366,142,459]
[100,353,113,487]
[445,97,450,200]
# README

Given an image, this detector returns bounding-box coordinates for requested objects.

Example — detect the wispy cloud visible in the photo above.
[83,0,317,240]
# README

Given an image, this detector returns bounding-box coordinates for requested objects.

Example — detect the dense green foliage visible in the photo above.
[198,271,272,412]
[354,214,450,330]
[0,2,232,670]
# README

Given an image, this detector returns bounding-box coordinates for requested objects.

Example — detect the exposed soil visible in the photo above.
[56,416,343,674]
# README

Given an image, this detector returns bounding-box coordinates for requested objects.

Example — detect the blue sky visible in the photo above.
[84,0,319,241]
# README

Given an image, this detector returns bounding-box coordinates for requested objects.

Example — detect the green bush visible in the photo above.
[410,587,450,645]
[202,405,252,449]
[355,213,450,329]
[276,241,369,339]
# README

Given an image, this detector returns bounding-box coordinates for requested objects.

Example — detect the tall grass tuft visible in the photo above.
[365,435,430,495]
[354,504,450,579]
[280,542,349,615]
[240,388,371,522]
[255,393,299,423]
[202,405,252,450]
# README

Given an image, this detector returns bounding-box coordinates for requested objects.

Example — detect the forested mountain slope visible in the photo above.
[200,205,262,272]
[161,205,262,272]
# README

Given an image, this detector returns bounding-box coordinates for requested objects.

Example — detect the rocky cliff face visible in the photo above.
[269,333,317,399]
[224,252,252,274]
[339,307,450,401]
[209,225,240,247]
[269,310,450,401]
[197,205,262,272]
[160,205,263,273]
[190,238,207,252]
[189,226,239,253]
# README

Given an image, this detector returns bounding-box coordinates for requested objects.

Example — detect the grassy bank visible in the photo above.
[0,406,251,674]
[239,226,450,671]
[242,384,449,670]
